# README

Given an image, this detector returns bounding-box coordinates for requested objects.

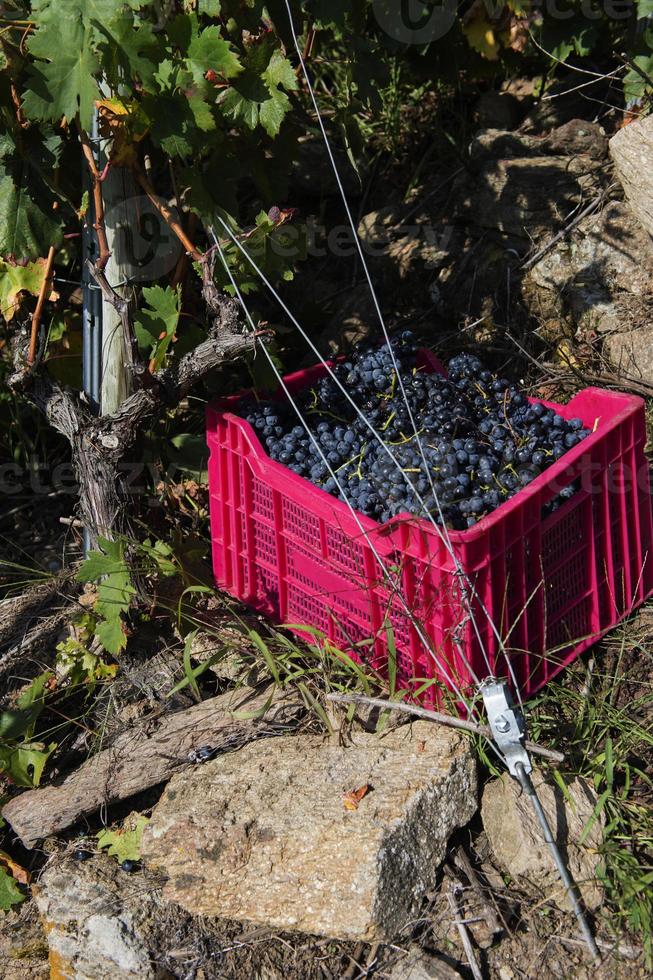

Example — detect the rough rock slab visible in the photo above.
[604,324,653,384]
[481,773,603,911]
[34,856,161,980]
[525,199,653,337]
[457,154,601,238]
[610,113,653,239]
[529,200,653,298]
[141,722,477,942]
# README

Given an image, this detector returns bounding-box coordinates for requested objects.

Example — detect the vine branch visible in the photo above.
[80,129,111,272]
[133,164,203,262]
[27,245,56,365]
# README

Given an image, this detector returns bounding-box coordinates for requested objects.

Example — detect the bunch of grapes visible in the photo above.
[241,334,590,530]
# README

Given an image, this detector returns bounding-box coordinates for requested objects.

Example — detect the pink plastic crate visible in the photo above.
[206,353,653,702]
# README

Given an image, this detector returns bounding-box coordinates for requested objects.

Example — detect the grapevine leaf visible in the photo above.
[145,92,208,158]
[97,813,149,863]
[23,8,100,128]
[154,59,178,91]
[188,94,216,132]
[76,538,134,655]
[134,285,180,371]
[77,538,127,582]
[0,133,16,158]
[263,50,297,93]
[95,616,128,655]
[259,88,291,139]
[0,742,57,788]
[219,78,263,130]
[88,3,161,93]
[0,160,64,261]
[187,25,242,87]
[0,867,25,911]
[218,47,296,137]
[461,15,500,60]
[624,55,653,105]
[0,258,58,322]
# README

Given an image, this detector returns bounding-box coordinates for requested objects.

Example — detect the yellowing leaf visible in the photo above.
[0,851,30,886]
[97,813,149,863]
[555,338,580,368]
[96,98,150,167]
[0,258,58,322]
[462,17,500,60]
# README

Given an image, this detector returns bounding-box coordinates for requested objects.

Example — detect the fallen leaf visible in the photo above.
[97,812,149,863]
[343,784,371,811]
[0,850,30,885]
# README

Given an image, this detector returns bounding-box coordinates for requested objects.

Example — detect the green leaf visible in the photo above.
[0,672,52,743]
[90,10,161,95]
[145,91,216,158]
[23,7,100,128]
[0,742,56,788]
[188,94,216,132]
[77,538,134,655]
[263,50,297,93]
[77,539,127,582]
[187,25,241,87]
[0,160,64,261]
[97,814,149,863]
[217,41,296,138]
[219,77,264,130]
[134,285,180,370]
[624,55,653,105]
[0,866,25,911]
[95,616,127,655]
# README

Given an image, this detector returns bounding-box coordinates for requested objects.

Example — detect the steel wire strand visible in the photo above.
[282,0,522,700]
[212,216,523,705]
[212,236,500,739]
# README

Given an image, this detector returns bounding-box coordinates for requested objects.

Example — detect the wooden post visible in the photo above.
[100,166,138,415]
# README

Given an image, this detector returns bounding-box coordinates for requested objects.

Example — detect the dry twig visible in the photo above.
[446,879,483,980]
[326,693,565,764]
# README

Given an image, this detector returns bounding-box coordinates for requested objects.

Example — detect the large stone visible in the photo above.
[610,113,653,239]
[457,154,601,239]
[141,723,477,941]
[528,200,653,334]
[604,324,653,383]
[481,773,604,912]
[34,856,160,979]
